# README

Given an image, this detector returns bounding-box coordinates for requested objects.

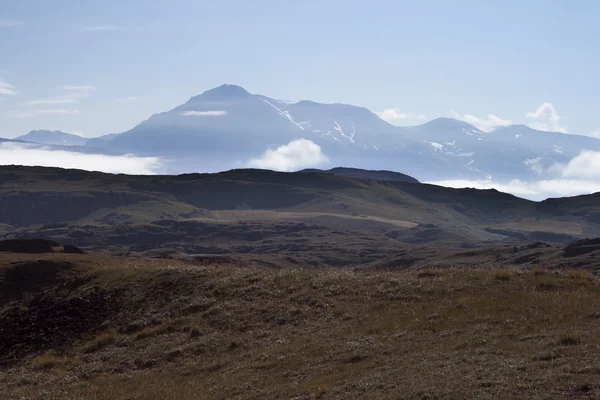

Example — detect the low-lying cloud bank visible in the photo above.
[249,139,329,171]
[429,150,600,200]
[0,143,163,175]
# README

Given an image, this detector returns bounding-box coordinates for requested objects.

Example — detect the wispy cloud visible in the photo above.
[451,111,512,132]
[181,110,227,117]
[0,19,23,27]
[526,103,567,133]
[58,85,96,91]
[0,81,17,96]
[84,26,125,32]
[249,139,329,171]
[25,97,79,106]
[14,109,80,118]
[0,142,163,175]
[375,109,426,125]
[115,96,144,103]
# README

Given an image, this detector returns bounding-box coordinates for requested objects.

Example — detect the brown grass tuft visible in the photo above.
[30,354,62,370]
[78,331,117,353]
[566,270,594,285]
[417,268,445,278]
[492,269,514,281]
[535,276,556,290]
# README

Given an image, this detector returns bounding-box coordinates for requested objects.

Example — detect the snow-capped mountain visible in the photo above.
[21,84,599,181]
[15,130,88,147]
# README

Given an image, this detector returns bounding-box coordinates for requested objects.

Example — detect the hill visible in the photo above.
[300,167,420,183]
[2,165,600,267]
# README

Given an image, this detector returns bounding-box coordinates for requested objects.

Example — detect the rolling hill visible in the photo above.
[2,165,600,267]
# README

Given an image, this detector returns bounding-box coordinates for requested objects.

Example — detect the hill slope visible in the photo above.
[2,166,600,266]
[2,254,600,399]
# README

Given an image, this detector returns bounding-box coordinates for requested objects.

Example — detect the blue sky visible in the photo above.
[1,0,600,138]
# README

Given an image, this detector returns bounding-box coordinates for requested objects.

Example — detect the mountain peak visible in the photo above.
[190,84,252,102]
[15,130,87,146]
[422,117,478,131]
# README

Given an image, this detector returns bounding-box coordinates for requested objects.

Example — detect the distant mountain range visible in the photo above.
[4,84,600,181]
[14,130,88,147]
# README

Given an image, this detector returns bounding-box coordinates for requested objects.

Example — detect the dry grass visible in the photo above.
[2,255,600,400]
[77,331,117,354]
[30,353,62,370]
[491,269,514,281]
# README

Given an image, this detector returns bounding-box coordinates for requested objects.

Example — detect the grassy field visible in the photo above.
[1,254,600,399]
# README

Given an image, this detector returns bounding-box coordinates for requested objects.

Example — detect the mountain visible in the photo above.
[15,130,88,146]
[92,84,600,181]
[84,133,119,149]
[11,84,594,182]
[104,84,449,177]
[300,167,420,184]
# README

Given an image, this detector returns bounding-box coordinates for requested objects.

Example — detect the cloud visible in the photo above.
[249,139,329,171]
[375,109,426,125]
[84,26,125,32]
[58,85,96,91]
[0,81,17,96]
[554,150,600,179]
[526,103,567,133]
[0,20,23,27]
[25,97,79,106]
[451,111,512,132]
[0,142,163,175]
[115,96,144,103]
[181,110,227,117]
[429,150,600,200]
[25,86,94,106]
[13,109,80,118]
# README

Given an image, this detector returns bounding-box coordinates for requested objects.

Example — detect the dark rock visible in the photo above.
[63,244,85,254]
[0,239,58,253]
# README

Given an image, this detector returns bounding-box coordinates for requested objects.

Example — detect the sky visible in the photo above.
[2,0,600,139]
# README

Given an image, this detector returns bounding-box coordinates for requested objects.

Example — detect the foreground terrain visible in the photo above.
[1,253,600,399]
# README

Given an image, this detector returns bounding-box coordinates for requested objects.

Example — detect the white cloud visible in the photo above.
[429,150,600,200]
[526,103,567,133]
[375,109,426,125]
[554,150,600,179]
[0,81,17,96]
[0,142,163,175]
[452,111,512,132]
[13,109,80,118]
[25,97,79,106]
[115,96,144,103]
[0,20,23,27]
[26,87,93,106]
[84,26,124,32]
[249,139,329,171]
[58,85,96,91]
[181,110,227,117]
